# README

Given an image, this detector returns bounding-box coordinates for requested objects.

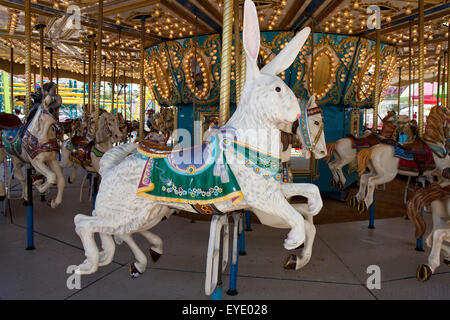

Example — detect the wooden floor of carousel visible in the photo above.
[0,169,448,300]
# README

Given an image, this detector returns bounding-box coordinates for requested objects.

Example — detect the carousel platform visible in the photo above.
[0,169,448,300]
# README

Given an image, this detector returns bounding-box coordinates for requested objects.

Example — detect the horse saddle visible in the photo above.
[0,113,22,129]
[136,135,243,207]
[396,139,436,175]
[346,133,380,149]
[66,136,95,169]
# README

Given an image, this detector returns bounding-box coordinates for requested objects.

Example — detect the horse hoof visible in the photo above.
[129,263,142,278]
[416,264,432,281]
[348,196,356,208]
[330,179,336,188]
[22,199,30,206]
[444,259,450,267]
[67,177,72,184]
[284,254,297,270]
[357,202,366,214]
[0,195,5,201]
[149,249,161,263]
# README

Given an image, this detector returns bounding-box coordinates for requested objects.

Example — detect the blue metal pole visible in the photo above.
[245,210,252,231]
[227,213,240,296]
[368,193,375,229]
[416,208,424,251]
[239,213,246,256]
[26,167,35,250]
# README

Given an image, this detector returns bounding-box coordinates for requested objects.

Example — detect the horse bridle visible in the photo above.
[298,100,324,153]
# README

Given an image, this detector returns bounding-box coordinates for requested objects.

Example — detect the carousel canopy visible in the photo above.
[0,1,447,86]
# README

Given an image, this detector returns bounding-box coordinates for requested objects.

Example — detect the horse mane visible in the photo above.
[407,183,450,239]
[423,105,447,145]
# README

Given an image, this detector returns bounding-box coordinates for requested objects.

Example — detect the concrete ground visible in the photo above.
[0,168,449,300]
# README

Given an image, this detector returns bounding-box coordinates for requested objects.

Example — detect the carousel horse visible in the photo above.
[59,110,123,183]
[354,105,450,212]
[407,181,450,281]
[325,111,411,189]
[279,95,327,183]
[114,95,327,278]
[72,1,322,292]
[0,82,65,208]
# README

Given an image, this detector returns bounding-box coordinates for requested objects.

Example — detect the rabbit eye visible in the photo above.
[314,121,319,125]
[275,87,281,92]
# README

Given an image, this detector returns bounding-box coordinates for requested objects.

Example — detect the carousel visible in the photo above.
[0,0,448,300]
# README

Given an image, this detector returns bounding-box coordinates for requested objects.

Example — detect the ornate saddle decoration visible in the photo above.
[1,127,22,158]
[66,136,104,169]
[221,132,282,181]
[396,139,436,175]
[136,134,243,206]
[22,131,59,160]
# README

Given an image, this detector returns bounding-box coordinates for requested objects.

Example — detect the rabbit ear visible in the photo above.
[243,0,260,80]
[261,27,311,75]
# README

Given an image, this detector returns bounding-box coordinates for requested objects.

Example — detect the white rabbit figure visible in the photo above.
[73,0,321,277]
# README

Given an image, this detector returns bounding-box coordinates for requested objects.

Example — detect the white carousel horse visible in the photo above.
[72,0,321,290]
[59,110,123,183]
[407,181,450,281]
[0,82,65,208]
[279,95,327,183]
[355,105,450,212]
[325,111,410,189]
[113,94,327,278]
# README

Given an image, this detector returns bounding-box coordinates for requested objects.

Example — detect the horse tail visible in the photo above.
[407,183,449,239]
[356,148,374,176]
[99,143,137,176]
[325,142,337,163]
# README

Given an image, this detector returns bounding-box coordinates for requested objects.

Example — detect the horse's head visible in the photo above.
[238,0,310,129]
[97,111,122,144]
[294,95,326,159]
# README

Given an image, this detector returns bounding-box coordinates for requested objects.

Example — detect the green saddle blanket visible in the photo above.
[136,135,244,205]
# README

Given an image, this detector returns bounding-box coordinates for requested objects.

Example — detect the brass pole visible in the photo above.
[310,26,314,96]
[418,0,424,137]
[408,21,412,119]
[94,0,103,134]
[233,0,241,104]
[103,56,106,109]
[138,17,148,141]
[10,47,14,113]
[24,0,31,116]
[83,59,86,109]
[47,47,53,83]
[35,24,45,88]
[240,5,246,92]
[437,56,441,106]
[112,61,116,115]
[373,29,380,132]
[413,50,415,118]
[56,60,59,94]
[397,66,401,114]
[123,71,127,121]
[88,34,95,114]
[219,0,234,126]
[447,24,450,111]
[443,52,446,106]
